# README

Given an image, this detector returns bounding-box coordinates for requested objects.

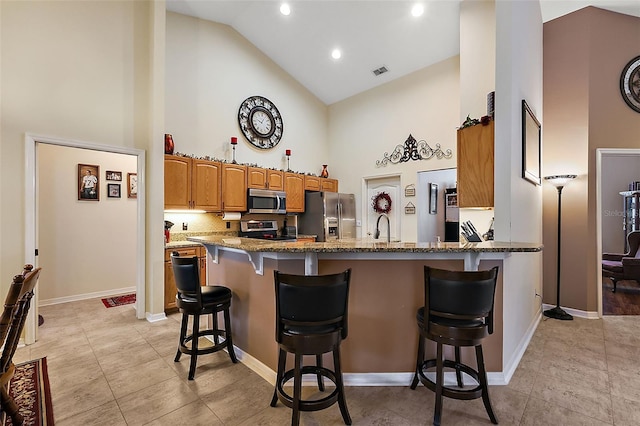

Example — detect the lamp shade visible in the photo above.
[544,174,577,188]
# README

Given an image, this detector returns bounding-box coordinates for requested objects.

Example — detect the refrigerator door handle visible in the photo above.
[337,203,342,239]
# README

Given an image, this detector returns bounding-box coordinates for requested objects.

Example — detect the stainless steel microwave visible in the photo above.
[247,188,287,214]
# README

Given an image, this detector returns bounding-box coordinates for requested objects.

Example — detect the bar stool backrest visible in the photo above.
[274,269,351,341]
[170,253,202,307]
[425,266,499,334]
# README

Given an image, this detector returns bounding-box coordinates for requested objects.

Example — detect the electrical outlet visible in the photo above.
[356,220,362,227]
[182,222,188,231]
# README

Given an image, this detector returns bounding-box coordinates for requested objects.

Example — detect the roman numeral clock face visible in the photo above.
[238,96,283,149]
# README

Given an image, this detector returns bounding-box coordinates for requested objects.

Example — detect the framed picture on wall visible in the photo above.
[107,184,121,198]
[127,173,137,198]
[522,99,542,186]
[78,163,100,201]
[106,170,122,181]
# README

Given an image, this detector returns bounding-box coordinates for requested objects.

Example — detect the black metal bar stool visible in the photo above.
[270,269,352,426]
[171,252,238,380]
[410,265,499,426]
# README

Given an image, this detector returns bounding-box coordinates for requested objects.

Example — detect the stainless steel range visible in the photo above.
[239,220,296,241]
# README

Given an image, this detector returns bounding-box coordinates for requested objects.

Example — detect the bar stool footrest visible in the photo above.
[276,366,340,412]
[178,329,230,356]
[417,359,483,400]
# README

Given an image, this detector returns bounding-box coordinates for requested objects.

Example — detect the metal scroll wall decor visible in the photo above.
[376,134,452,167]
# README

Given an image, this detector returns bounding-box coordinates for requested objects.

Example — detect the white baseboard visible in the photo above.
[146,312,167,323]
[501,312,542,385]
[542,303,599,319]
[39,286,136,306]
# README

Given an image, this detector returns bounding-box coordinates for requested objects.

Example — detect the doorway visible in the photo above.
[596,149,640,316]
[24,134,146,344]
[362,175,401,241]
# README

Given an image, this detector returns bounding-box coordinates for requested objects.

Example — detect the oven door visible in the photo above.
[247,188,287,214]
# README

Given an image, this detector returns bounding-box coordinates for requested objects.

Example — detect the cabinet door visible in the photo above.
[304,175,321,191]
[164,261,178,312]
[247,167,267,189]
[285,172,305,212]
[457,121,494,208]
[222,164,247,211]
[192,159,222,211]
[321,178,338,193]
[164,155,191,209]
[267,170,285,191]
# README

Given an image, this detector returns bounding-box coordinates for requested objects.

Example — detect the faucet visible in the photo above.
[374,214,390,243]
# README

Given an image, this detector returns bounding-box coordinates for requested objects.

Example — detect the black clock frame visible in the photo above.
[620,55,640,113]
[238,96,283,149]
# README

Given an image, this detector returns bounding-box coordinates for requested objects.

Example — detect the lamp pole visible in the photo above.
[544,174,576,321]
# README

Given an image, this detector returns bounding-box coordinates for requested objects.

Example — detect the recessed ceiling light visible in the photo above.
[331,49,342,60]
[411,4,424,17]
[280,3,291,16]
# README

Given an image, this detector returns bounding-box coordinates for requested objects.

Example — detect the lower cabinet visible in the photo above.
[164,246,206,312]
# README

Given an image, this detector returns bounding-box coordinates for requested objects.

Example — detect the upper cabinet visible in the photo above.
[284,172,305,212]
[457,121,494,208]
[304,175,321,192]
[222,164,247,212]
[247,167,284,191]
[321,178,338,193]
[164,155,221,211]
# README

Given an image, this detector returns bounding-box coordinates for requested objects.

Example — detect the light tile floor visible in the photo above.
[15,298,640,425]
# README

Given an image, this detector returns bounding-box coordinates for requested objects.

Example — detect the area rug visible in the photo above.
[6,357,54,425]
[101,293,136,308]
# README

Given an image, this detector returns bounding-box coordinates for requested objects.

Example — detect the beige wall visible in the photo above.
[37,144,137,303]
[543,7,640,312]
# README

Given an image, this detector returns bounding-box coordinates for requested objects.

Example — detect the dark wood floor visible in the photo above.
[602,277,640,315]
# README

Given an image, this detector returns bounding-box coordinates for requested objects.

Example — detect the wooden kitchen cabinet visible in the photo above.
[457,120,494,208]
[222,163,247,211]
[164,246,206,312]
[304,175,321,191]
[164,155,222,211]
[320,178,338,193]
[247,167,284,191]
[285,172,305,212]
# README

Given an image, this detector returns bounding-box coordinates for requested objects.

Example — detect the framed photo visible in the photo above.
[522,99,541,186]
[127,173,137,198]
[78,164,100,201]
[106,170,122,181]
[107,184,121,198]
[429,183,438,214]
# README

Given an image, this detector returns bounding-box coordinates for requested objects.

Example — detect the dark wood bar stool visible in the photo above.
[270,269,352,426]
[410,266,499,426]
[171,252,237,380]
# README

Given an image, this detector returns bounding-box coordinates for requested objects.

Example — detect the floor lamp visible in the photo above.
[544,174,577,321]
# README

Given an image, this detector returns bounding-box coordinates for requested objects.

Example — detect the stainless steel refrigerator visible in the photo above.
[298,192,356,242]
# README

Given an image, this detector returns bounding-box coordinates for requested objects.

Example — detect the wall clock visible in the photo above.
[238,96,283,149]
[620,55,640,113]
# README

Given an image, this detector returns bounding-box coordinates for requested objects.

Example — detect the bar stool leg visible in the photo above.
[223,307,238,363]
[476,345,498,424]
[271,348,286,407]
[212,311,219,345]
[175,313,188,362]
[316,354,325,391]
[411,332,424,389]
[454,346,464,388]
[434,342,444,426]
[292,353,303,426]
[188,314,200,380]
[333,347,352,425]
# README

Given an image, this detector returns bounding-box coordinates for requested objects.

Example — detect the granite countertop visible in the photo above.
[187,235,543,254]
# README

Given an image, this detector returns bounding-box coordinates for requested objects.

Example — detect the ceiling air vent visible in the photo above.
[372,66,388,76]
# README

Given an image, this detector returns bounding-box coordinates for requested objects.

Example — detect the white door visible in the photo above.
[365,176,401,241]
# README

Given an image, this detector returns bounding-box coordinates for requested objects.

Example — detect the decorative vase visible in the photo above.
[164,134,175,155]
[320,164,329,178]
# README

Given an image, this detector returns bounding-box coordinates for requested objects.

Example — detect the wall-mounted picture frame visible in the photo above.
[404,184,416,197]
[429,183,438,214]
[78,163,100,201]
[127,173,137,198]
[106,170,122,181]
[522,99,541,186]
[107,183,121,198]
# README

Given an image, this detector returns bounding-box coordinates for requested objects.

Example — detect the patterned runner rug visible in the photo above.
[6,357,54,425]
[101,293,136,308]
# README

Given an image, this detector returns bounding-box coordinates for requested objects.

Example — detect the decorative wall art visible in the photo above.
[127,173,137,198]
[522,100,541,186]
[376,134,452,167]
[404,202,416,215]
[404,184,416,197]
[107,184,121,198]
[78,163,99,201]
[106,170,122,181]
[372,192,392,214]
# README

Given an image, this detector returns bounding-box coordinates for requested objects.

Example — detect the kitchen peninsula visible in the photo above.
[188,235,542,385]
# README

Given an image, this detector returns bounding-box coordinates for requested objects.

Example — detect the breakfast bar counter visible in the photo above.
[187,236,542,385]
